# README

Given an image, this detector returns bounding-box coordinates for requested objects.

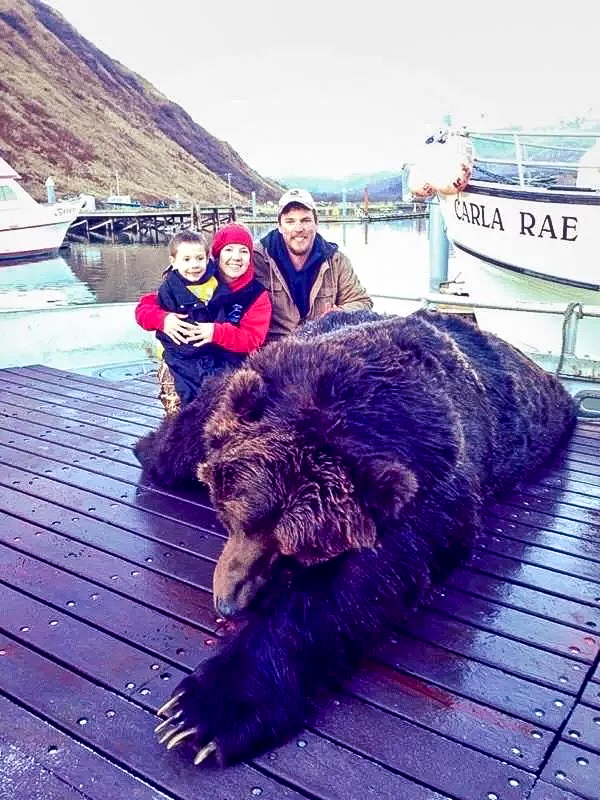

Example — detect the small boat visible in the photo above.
[408,130,600,371]
[0,156,83,261]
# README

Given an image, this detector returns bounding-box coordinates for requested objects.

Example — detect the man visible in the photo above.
[254,188,373,340]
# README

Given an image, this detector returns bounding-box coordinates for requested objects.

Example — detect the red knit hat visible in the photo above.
[211,223,253,259]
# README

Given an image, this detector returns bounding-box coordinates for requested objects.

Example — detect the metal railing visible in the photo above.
[370,290,600,379]
[465,130,600,187]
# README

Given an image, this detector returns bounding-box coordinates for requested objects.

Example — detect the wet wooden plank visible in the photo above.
[346,664,548,770]
[465,550,600,607]
[0,399,145,450]
[0,582,183,704]
[25,363,160,399]
[255,731,456,800]
[581,682,600,710]
[0,543,218,661]
[483,519,600,562]
[314,694,535,800]
[528,780,588,799]
[0,635,304,800]
[0,454,222,535]
[7,364,161,405]
[401,610,588,692]
[0,371,163,418]
[0,428,144,482]
[0,695,177,800]
[541,741,600,799]
[446,568,600,631]
[376,632,572,729]
[426,587,599,662]
[562,703,600,754]
[0,508,218,619]
[1,364,600,800]
[0,414,140,465]
[0,378,158,427]
[487,502,600,543]
[0,471,222,565]
[474,533,600,585]
[0,390,151,437]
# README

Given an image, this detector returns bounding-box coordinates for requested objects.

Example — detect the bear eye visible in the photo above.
[214,463,237,495]
[207,430,229,451]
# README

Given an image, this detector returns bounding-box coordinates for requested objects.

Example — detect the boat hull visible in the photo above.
[439,183,600,290]
[0,199,82,260]
[438,183,600,363]
[449,247,600,361]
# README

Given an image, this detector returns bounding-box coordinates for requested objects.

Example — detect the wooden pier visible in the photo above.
[67,205,236,245]
[0,364,599,799]
[66,204,429,244]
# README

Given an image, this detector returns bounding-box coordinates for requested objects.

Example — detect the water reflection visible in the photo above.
[0,255,96,310]
[1,217,436,306]
[67,242,169,303]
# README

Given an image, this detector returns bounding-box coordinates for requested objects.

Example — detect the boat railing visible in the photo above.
[465,129,600,187]
[370,290,600,381]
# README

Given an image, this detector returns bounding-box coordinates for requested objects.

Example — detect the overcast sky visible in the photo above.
[45,0,598,179]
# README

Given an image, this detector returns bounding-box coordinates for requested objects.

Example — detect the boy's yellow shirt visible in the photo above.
[155,275,218,359]
[189,276,218,303]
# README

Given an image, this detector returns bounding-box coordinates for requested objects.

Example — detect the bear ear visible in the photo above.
[206,369,267,448]
[226,368,267,421]
[357,456,419,520]
[214,368,267,427]
[275,503,377,566]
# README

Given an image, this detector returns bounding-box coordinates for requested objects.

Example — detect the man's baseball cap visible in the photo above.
[277,188,317,217]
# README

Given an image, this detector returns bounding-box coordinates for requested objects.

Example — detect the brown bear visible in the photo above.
[139,309,575,767]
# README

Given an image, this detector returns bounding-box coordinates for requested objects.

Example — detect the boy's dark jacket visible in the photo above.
[155,262,266,403]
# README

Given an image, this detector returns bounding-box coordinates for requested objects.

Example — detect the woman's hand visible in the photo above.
[188,323,215,347]
[162,313,199,344]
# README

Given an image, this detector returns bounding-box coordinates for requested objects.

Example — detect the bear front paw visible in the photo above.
[154,662,302,766]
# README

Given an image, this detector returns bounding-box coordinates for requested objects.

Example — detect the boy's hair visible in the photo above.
[168,230,210,259]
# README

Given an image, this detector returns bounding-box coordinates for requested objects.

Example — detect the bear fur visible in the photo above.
[140,309,575,767]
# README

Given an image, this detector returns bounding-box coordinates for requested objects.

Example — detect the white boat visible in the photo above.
[0,156,83,261]
[413,130,600,374]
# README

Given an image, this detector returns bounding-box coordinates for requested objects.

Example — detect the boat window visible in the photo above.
[0,185,18,202]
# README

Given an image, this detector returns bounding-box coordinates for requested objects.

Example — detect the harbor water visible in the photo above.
[0,217,446,375]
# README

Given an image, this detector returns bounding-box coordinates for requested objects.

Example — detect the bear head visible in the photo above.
[200,351,419,619]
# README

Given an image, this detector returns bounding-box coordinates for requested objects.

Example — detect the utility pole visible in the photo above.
[226,173,232,205]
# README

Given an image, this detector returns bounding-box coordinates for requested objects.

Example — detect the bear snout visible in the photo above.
[213,533,278,617]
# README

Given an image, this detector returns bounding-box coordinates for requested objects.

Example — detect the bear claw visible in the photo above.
[155,691,219,765]
[154,711,182,734]
[157,723,185,745]
[166,726,199,750]
[157,691,184,717]
[194,741,217,765]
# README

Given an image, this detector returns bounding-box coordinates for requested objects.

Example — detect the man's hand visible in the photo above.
[188,323,215,347]
[162,313,198,344]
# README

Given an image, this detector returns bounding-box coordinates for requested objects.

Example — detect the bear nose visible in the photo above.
[215,597,239,619]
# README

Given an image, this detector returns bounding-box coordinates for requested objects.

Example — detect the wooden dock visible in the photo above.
[67,205,236,245]
[0,364,599,800]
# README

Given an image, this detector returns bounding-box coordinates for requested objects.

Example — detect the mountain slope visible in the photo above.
[0,0,282,203]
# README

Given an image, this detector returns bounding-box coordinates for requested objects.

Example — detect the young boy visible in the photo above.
[135,224,271,412]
